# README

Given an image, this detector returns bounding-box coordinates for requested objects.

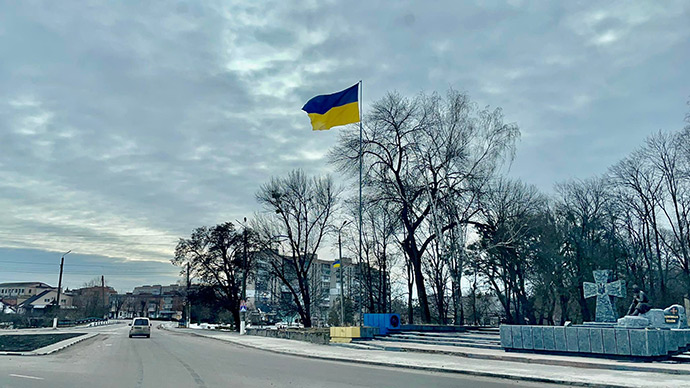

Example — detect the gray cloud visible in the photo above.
[1,0,688,289]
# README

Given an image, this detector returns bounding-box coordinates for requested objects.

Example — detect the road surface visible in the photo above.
[0,323,560,388]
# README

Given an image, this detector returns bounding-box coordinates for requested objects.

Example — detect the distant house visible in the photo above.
[0,282,55,304]
[0,299,16,314]
[17,289,73,314]
[126,284,184,319]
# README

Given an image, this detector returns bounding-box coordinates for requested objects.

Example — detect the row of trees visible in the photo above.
[173,89,690,328]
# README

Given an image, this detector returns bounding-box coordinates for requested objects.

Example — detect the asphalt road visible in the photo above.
[0,324,561,388]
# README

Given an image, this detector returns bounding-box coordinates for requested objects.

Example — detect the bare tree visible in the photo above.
[472,178,547,324]
[255,169,339,328]
[331,89,518,323]
[172,222,257,331]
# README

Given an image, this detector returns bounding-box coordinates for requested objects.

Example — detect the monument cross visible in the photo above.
[583,270,626,322]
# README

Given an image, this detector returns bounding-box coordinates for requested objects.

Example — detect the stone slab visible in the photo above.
[602,328,617,354]
[577,328,591,352]
[589,328,604,353]
[499,325,512,348]
[553,327,567,351]
[663,305,688,329]
[663,330,677,353]
[532,326,544,350]
[617,316,650,328]
[511,325,523,349]
[566,327,579,352]
[646,329,662,356]
[542,327,555,350]
[615,329,631,355]
[671,330,684,352]
[521,326,533,349]
[629,329,648,356]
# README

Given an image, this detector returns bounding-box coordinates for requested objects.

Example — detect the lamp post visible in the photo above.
[337,221,350,326]
[236,217,248,335]
[54,250,71,329]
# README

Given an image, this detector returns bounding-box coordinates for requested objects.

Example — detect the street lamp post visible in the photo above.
[54,250,71,329]
[237,217,248,335]
[337,221,349,326]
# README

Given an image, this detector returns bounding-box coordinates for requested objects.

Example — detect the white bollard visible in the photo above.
[240,320,246,335]
[53,317,58,329]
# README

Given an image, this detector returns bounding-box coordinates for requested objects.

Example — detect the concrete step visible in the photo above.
[330,342,383,351]
[391,331,499,341]
[375,336,502,350]
[384,335,499,347]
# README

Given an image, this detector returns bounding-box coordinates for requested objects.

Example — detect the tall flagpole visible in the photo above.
[358,80,364,326]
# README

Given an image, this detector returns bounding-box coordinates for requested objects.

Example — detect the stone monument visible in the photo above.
[582,270,625,323]
[617,304,688,329]
[500,270,690,358]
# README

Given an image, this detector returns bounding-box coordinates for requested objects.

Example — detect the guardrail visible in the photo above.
[57,318,110,327]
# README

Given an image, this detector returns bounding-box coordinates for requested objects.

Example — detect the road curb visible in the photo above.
[376,344,690,376]
[163,327,630,388]
[0,333,99,356]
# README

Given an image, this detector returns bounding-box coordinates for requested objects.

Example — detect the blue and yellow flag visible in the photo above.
[333,259,341,268]
[302,83,360,131]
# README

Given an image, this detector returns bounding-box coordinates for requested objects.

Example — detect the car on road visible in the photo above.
[129,317,151,338]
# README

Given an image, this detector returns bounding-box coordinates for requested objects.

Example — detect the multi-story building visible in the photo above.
[71,285,118,318]
[245,251,377,326]
[120,284,184,319]
[0,282,55,302]
[0,282,74,314]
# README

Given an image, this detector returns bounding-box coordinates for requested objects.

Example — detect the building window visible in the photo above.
[44,298,51,302]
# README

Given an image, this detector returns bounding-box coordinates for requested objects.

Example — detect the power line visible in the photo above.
[1,269,179,275]
[0,260,171,267]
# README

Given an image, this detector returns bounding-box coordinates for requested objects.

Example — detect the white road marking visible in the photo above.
[10,374,44,380]
[105,344,113,346]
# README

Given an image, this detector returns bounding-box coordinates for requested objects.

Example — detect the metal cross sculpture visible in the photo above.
[583,270,626,322]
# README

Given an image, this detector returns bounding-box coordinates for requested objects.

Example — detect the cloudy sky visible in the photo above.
[1,1,688,292]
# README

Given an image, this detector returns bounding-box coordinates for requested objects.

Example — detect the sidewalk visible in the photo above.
[360,338,690,374]
[165,326,690,388]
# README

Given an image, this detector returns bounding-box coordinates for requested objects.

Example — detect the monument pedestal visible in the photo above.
[500,324,690,358]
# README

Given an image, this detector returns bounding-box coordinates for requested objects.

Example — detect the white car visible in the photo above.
[129,317,151,338]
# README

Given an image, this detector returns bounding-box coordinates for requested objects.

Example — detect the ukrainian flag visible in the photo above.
[302,83,360,131]
[333,259,341,268]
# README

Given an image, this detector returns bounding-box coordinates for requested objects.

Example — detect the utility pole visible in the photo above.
[54,250,71,329]
[101,275,105,319]
[186,263,191,328]
[242,217,248,301]
[241,217,248,335]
